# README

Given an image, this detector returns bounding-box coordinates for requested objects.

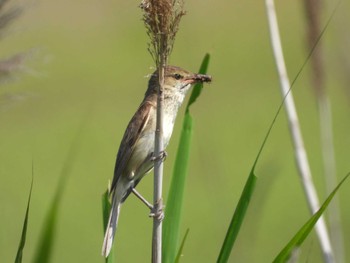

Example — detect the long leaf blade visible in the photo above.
[174,229,190,263]
[217,170,257,263]
[102,189,114,263]
[32,115,88,263]
[162,54,210,263]
[162,113,193,263]
[273,173,350,263]
[14,171,34,263]
[187,53,211,110]
[216,3,338,261]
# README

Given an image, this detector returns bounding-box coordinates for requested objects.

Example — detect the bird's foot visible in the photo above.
[132,188,164,221]
[151,151,167,162]
[149,199,164,221]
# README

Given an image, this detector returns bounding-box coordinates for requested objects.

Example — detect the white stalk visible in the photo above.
[265,0,334,262]
[152,62,165,263]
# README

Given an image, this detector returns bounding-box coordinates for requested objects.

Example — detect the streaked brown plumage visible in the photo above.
[102,66,211,257]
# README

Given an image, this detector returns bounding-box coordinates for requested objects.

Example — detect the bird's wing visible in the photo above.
[110,100,155,192]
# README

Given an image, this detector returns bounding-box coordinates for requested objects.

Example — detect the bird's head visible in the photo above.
[147,65,212,97]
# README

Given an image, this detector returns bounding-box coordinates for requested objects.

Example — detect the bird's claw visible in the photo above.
[149,207,165,221]
[149,199,165,221]
[151,151,167,162]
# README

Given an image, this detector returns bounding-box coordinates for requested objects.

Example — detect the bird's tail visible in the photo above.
[102,191,122,257]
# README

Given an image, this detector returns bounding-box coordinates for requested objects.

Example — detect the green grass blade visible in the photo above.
[102,190,111,233]
[162,54,210,263]
[31,195,60,263]
[215,8,336,260]
[186,53,210,110]
[174,229,190,263]
[14,169,34,263]
[273,173,350,263]
[216,55,285,262]
[162,113,193,263]
[217,170,257,263]
[32,116,88,263]
[102,189,114,263]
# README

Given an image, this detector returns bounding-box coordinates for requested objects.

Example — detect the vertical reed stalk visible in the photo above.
[265,0,334,262]
[303,1,344,261]
[140,1,185,262]
[152,61,165,263]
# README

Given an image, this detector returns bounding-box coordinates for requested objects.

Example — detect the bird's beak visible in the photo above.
[184,73,212,85]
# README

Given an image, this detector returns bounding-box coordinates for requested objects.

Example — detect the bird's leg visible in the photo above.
[131,188,164,220]
[151,151,167,162]
[131,188,153,210]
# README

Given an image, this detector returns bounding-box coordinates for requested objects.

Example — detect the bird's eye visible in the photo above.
[174,73,183,80]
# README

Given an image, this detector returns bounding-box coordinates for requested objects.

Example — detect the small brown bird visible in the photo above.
[102,66,211,257]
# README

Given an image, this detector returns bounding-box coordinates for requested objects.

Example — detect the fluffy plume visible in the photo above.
[140,0,186,66]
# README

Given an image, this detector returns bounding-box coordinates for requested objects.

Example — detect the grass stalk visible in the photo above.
[140,1,185,262]
[152,58,165,263]
[318,96,344,263]
[303,1,344,260]
[265,0,334,261]
[273,173,349,262]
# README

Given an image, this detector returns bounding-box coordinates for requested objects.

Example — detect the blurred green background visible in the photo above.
[1,0,349,262]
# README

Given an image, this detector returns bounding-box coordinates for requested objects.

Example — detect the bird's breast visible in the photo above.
[162,112,176,147]
[162,92,184,147]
